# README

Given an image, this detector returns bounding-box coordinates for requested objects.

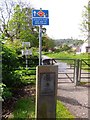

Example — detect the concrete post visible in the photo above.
[36,65,58,119]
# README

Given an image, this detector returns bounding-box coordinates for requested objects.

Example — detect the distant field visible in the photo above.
[44,52,89,67]
[44,52,89,59]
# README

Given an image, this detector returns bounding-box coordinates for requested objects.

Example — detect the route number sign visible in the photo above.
[32,9,49,25]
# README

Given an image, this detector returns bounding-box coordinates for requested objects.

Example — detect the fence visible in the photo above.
[18,57,90,85]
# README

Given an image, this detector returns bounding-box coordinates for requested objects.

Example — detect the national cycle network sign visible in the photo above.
[32,9,49,26]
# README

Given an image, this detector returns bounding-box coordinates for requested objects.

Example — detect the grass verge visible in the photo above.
[56,100,75,119]
[9,97,35,119]
[79,82,90,86]
[10,98,75,119]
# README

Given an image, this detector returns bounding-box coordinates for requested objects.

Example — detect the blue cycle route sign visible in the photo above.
[32,9,49,26]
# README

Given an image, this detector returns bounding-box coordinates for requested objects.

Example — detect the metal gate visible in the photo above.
[54,58,90,85]
[79,59,90,83]
[55,58,76,83]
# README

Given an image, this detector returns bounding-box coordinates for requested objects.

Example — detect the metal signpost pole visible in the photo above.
[22,42,30,68]
[39,25,42,65]
[32,8,49,65]
[26,55,28,68]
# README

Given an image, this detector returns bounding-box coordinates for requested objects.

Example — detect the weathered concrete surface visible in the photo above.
[36,65,58,118]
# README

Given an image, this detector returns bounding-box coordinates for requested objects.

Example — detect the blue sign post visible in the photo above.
[32,18,49,26]
[32,10,49,26]
[32,8,49,65]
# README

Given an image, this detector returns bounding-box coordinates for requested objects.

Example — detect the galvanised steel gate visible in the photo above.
[78,59,90,83]
[54,58,76,84]
[54,58,90,85]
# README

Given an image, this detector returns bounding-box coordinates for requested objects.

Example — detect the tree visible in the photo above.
[0,0,16,41]
[42,35,55,51]
[0,0,48,48]
[0,0,38,44]
[81,1,90,38]
[8,5,32,39]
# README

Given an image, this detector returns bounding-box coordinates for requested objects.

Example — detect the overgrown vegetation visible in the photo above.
[13,98,35,119]
[2,43,20,87]
[1,41,38,100]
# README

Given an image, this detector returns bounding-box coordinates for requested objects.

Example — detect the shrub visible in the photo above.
[2,43,21,87]
[18,55,39,67]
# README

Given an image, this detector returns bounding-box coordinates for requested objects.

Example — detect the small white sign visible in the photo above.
[21,49,32,56]
[22,42,30,48]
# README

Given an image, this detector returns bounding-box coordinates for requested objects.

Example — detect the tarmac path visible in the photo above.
[57,78,90,119]
[57,62,90,119]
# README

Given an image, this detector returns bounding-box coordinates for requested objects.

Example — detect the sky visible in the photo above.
[2,0,88,40]
[27,0,88,40]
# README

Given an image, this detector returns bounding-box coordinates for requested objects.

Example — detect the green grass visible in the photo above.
[45,52,89,60]
[44,52,89,68]
[56,100,75,119]
[11,98,75,119]
[12,97,35,119]
[79,81,90,85]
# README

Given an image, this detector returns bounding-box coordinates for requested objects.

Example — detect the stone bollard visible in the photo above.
[36,65,58,119]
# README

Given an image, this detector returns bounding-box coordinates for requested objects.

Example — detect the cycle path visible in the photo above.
[57,78,90,119]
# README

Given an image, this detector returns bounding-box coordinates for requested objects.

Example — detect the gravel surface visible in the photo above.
[57,78,90,119]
